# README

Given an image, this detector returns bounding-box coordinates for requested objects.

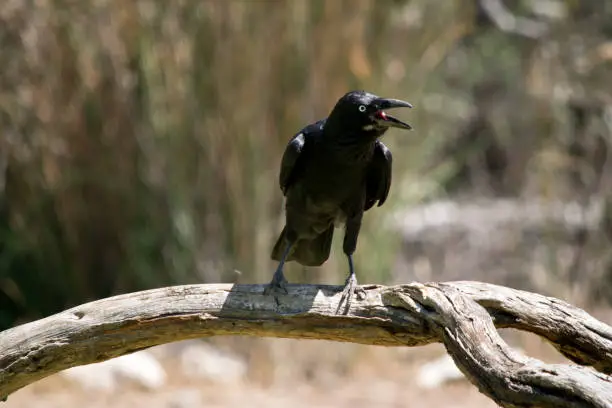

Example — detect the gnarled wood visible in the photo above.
[0,281,611,407]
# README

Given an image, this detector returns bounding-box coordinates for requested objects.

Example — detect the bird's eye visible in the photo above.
[358,105,366,113]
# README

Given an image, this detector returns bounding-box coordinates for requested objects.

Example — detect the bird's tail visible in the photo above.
[271,226,334,267]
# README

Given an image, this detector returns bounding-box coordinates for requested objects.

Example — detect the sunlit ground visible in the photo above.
[4,326,585,408]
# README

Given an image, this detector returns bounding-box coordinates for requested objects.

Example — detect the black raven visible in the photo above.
[266,90,413,312]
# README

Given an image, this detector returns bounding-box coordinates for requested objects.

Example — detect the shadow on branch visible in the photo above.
[1,281,611,407]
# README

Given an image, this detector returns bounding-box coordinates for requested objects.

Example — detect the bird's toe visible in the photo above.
[263,270,289,297]
[263,281,288,296]
[336,276,362,315]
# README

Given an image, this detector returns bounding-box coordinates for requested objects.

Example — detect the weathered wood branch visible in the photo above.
[1,281,611,407]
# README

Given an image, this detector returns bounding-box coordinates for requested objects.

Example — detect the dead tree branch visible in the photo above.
[1,281,611,407]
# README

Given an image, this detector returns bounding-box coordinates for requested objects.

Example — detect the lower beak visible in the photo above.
[373,97,413,130]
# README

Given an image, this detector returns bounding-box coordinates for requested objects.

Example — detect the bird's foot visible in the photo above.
[263,269,289,298]
[336,274,366,315]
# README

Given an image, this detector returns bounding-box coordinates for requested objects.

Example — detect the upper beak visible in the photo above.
[372,97,413,130]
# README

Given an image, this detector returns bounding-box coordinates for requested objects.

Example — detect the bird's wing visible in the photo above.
[279,120,324,195]
[364,140,393,211]
[279,132,305,195]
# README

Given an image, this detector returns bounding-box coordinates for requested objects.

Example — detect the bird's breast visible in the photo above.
[305,164,366,199]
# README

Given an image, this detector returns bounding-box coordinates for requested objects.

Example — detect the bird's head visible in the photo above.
[326,90,413,139]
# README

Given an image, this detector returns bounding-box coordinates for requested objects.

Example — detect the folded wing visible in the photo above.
[364,141,392,211]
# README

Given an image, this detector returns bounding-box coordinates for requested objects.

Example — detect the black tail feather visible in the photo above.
[271,226,334,267]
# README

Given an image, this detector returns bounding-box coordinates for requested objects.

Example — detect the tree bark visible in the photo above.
[1,281,611,407]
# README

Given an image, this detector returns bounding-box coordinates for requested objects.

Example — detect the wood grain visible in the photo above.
[1,281,611,407]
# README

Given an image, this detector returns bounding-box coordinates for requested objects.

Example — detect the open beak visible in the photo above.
[372,98,413,130]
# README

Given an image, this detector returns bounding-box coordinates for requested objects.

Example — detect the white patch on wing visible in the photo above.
[362,124,376,131]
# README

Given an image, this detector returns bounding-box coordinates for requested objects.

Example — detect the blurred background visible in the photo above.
[1,0,611,407]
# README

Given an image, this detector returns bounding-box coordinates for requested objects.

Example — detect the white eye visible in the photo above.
[358,105,366,112]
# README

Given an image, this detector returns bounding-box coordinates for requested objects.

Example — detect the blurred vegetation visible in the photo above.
[0,0,611,335]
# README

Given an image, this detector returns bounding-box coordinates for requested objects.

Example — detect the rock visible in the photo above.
[416,354,465,389]
[179,342,247,384]
[60,350,167,391]
[167,388,202,408]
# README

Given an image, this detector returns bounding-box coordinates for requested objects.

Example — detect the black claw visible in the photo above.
[263,280,288,296]
[264,268,289,305]
[264,280,288,308]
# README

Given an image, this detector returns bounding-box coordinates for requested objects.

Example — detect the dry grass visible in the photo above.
[1,0,611,391]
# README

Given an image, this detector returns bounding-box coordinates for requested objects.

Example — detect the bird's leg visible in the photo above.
[337,254,367,314]
[337,216,367,314]
[264,239,294,296]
